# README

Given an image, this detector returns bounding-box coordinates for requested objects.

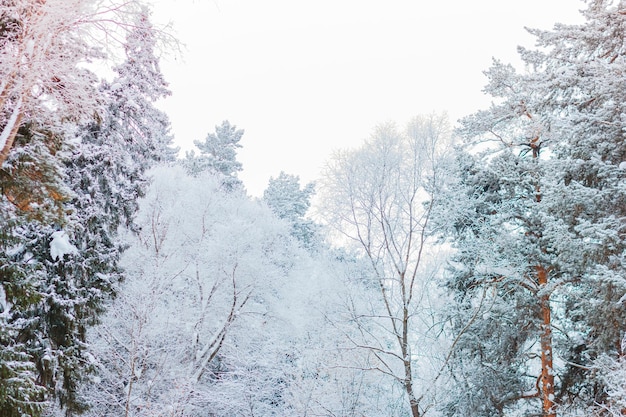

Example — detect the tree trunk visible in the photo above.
[530,134,555,416]
[405,375,421,417]
[537,265,555,417]
[0,103,23,166]
[402,304,421,417]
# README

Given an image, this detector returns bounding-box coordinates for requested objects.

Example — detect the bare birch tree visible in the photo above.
[318,113,452,417]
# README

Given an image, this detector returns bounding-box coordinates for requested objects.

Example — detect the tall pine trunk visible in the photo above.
[537,265,555,417]
[533,141,555,417]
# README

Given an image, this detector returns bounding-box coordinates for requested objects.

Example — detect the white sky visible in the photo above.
[149,0,585,196]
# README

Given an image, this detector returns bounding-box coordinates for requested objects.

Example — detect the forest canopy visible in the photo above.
[1,1,626,417]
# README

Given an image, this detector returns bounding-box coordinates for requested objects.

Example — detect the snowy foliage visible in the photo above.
[4,0,626,416]
[82,164,387,416]
[0,6,176,415]
[49,231,78,261]
[185,120,244,191]
[0,0,101,161]
[263,171,319,250]
[440,2,626,416]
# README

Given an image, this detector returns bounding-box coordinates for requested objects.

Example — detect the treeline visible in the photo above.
[2,1,626,417]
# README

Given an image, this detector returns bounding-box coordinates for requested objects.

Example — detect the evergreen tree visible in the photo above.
[185,120,244,190]
[0,2,174,415]
[104,7,177,166]
[528,2,626,412]
[263,172,318,249]
[0,10,176,415]
[441,148,555,417]
[441,1,626,415]
[0,121,71,417]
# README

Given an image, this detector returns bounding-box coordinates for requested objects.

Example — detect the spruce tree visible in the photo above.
[43,10,175,412]
[0,121,70,417]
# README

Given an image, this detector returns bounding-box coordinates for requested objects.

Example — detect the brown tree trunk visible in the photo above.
[537,265,555,417]
[529,131,555,416]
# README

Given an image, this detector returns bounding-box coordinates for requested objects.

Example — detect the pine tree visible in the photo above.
[104,7,177,167]
[526,2,626,411]
[42,11,175,412]
[185,120,244,190]
[442,1,626,415]
[263,172,318,249]
[0,2,174,415]
[441,148,556,416]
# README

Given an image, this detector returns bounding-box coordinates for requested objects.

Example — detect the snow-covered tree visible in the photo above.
[0,8,176,415]
[0,0,99,166]
[319,114,453,417]
[0,9,100,408]
[0,120,73,416]
[439,148,557,417]
[441,2,626,415]
[0,120,74,417]
[0,0,157,167]
[79,165,295,415]
[42,11,175,413]
[82,163,396,417]
[104,7,177,166]
[184,120,244,191]
[263,171,318,249]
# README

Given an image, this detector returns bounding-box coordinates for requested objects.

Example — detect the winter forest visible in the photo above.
[2,1,626,416]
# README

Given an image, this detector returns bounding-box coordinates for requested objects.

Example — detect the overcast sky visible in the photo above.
[149,0,585,196]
